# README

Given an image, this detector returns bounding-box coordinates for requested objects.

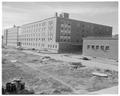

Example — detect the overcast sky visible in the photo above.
[2,2,118,35]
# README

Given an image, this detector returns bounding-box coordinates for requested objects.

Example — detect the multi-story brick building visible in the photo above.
[83,37,118,60]
[20,12,112,53]
[3,25,20,47]
[3,12,112,52]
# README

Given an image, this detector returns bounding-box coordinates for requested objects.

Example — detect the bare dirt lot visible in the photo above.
[2,48,118,94]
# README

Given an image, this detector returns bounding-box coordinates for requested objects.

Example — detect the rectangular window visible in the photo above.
[55,45,57,48]
[106,46,110,50]
[61,27,64,30]
[65,27,67,30]
[101,46,104,50]
[68,39,70,42]
[96,45,99,49]
[87,45,90,49]
[92,45,95,49]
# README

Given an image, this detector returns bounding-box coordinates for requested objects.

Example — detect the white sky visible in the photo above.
[2,2,118,35]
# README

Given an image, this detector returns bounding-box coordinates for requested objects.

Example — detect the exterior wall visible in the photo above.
[58,43,82,53]
[3,29,8,46]
[56,17,112,44]
[56,17,72,43]
[56,17,112,52]
[20,17,59,52]
[83,39,118,60]
[4,26,19,47]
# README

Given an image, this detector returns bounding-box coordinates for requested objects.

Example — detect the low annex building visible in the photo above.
[83,37,118,60]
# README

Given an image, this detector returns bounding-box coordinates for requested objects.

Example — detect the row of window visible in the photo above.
[48,44,57,48]
[23,43,44,46]
[23,21,54,33]
[21,38,53,41]
[61,20,71,25]
[23,32,53,37]
[60,32,71,36]
[23,22,46,29]
[21,34,53,38]
[22,43,57,49]
[23,27,47,33]
[61,27,71,31]
[60,36,71,39]
[61,24,71,27]
[23,25,54,33]
[60,39,71,42]
[87,45,110,50]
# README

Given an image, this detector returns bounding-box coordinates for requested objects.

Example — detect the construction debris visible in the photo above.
[41,56,51,62]
[92,72,108,77]
[2,58,7,64]
[11,60,17,63]
[70,62,86,70]
[2,78,34,94]
[82,57,91,60]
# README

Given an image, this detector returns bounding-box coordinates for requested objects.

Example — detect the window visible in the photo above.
[96,45,99,49]
[101,46,104,50]
[55,45,57,48]
[68,28,71,31]
[87,45,90,49]
[106,46,110,50]
[68,39,70,42]
[50,45,52,48]
[76,40,79,42]
[61,24,64,27]
[92,45,95,49]
[82,30,85,32]
[61,27,64,30]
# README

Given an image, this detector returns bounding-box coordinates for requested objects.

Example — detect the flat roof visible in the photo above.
[57,17,112,28]
[83,36,118,40]
[21,16,112,28]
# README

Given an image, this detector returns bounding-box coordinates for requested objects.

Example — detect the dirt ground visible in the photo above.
[2,48,118,94]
